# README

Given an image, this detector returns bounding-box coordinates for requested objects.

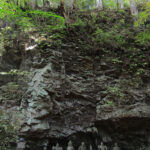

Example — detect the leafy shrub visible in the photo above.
[105,86,124,106]
[135,31,150,45]
[93,27,126,49]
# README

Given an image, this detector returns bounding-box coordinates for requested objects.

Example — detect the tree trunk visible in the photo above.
[97,0,103,10]
[59,0,65,17]
[119,0,124,9]
[130,0,138,15]
[30,0,36,9]
[70,0,74,10]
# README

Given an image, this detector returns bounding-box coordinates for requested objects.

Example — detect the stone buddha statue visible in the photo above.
[78,142,86,150]
[98,142,107,150]
[90,145,92,150]
[43,142,48,150]
[67,141,74,150]
[52,143,62,150]
[113,143,120,150]
[44,146,47,150]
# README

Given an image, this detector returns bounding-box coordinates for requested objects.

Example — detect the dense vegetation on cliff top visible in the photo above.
[1,0,149,75]
[0,0,150,149]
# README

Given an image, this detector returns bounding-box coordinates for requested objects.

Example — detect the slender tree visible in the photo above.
[70,0,74,10]
[30,0,36,9]
[96,0,103,10]
[130,0,138,15]
[119,0,124,9]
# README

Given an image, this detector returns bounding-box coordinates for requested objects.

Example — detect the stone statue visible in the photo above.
[67,141,74,150]
[98,142,107,150]
[90,145,92,150]
[113,143,120,150]
[105,145,108,150]
[44,146,47,150]
[52,145,55,150]
[78,142,86,150]
[43,141,48,150]
[52,143,62,150]
[92,127,98,134]
[16,138,26,150]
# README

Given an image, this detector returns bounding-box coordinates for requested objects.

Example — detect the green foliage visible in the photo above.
[135,11,149,27]
[51,32,65,41]
[112,58,123,64]
[121,45,148,75]
[103,0,117,9]
[0,0,65,32]
[135,30,150,45]
[0,0,17,18]
[7,69,29,76]
[134,2,150,27]
[28,10,64,21]
[105,86,124,106]
[93,27,126,49]
[27,10,65,32]
[75,0,96,9]
[104,100,115,107]
[70,17,86,27]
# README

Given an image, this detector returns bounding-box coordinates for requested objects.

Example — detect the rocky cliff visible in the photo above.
[0,11,150,150]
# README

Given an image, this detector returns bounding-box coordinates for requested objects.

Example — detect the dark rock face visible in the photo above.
[1,36,150,150]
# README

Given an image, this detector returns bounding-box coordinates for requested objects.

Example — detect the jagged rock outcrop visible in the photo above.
[1,24,150,150]
[8,38,148,150]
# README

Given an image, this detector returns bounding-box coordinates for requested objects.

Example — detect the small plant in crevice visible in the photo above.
[104,100,115,107]
[105,86,124,106]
